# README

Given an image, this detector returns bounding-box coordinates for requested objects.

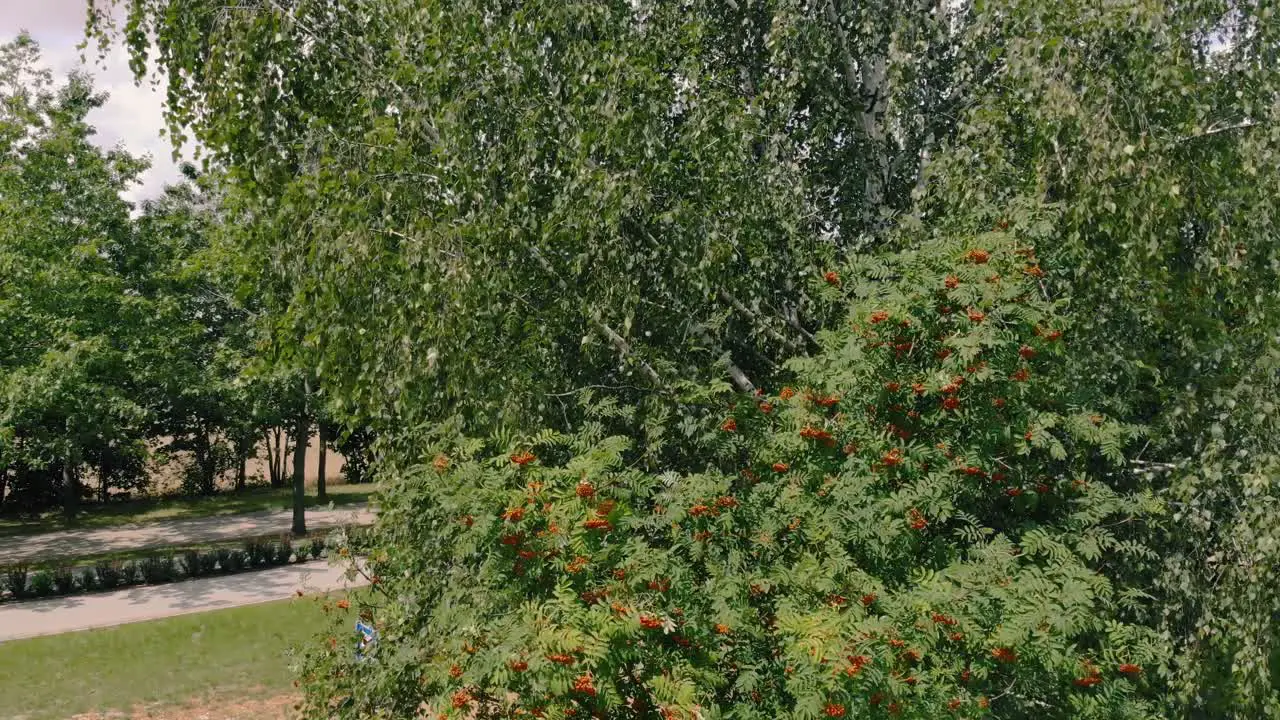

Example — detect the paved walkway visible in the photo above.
[0,504,375,565]
[0,560,370,642]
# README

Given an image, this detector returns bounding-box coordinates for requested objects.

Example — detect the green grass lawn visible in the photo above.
[0,482,376,539]
[0,595,358,720]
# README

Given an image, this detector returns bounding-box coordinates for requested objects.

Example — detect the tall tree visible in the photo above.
[94,1,1280,714]
[0,35,148,516]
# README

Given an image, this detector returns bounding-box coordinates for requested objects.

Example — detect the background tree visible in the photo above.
[0,35,149,516]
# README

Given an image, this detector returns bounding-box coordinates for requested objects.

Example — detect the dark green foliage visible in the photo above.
[271,537,293,565]
[28,570,53,597]
[181,549,203,578]
[242,540,267,567]
[50,566,75,595]
[220,549,243,573]
[197,550,219,575]
[3,564,29,598]
[138,556,175,584]
[94,560,122,589]
[77,567,96,591]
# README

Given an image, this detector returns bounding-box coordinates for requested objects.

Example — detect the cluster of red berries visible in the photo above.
[799,426,834,443]
[908,508,927,530]
[451,690,471,709]
[991,647,1017,664]
[572,673,596,696]
[845,653,871,677]
[510,450,536,466]
[1074,660,1102,687]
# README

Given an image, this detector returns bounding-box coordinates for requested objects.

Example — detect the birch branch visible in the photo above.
[527,247,665,388]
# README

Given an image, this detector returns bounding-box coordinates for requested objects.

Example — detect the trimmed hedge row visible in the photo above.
[0,526,374,602]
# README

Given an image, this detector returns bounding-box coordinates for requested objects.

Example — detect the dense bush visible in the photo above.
[181,550,204,578]
[300,236,1164,718]
[272,537,293,565]
[78,567,96,591]
[197,549,219,575]
[28,570,53,597]
[243,540,269,567]
[138,555,176,584]
[50,566,75,594]
[3,564,29,598]
[220,549,244,573]
[95,560,122,589]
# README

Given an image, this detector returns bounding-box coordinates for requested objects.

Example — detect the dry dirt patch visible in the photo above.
[69,692,297,720]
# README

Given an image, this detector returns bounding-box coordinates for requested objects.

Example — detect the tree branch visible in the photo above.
[692,325,756,394]
[526,247,665,388]
[1178,119,1263,144]
[716,288,807,351]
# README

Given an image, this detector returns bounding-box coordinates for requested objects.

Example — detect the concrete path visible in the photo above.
[0,560,370,642]
[0,504,375,565]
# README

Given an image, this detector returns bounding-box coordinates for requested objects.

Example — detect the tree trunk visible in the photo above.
[0,464,8,511]
[236,452,247,491]
[196,431,216,496]
[62,454,79,520]
[99,455,110,504]
[291,413,307,536]
[316,423,328,502]
[265,428,284,488]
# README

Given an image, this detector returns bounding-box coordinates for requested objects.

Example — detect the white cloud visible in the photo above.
[3,0,186,203]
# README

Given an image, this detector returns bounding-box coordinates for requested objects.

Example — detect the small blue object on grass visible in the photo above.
[355,620,378,661]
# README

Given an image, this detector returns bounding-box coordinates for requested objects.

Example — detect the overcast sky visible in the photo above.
[3,0,184,203]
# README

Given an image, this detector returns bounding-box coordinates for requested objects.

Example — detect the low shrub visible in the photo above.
[51,566,75,594]
[221,549,244,573]
[78,567,97,591]
[181,549,203,578]
[272,537,293,565]
[296,540,313,560]
[95,560,123,589]
[215,548,233,572]
[197,549,219,575]
[29,570,54,597]
[243,540,268,567]
[309,539,324,560]
[139,555,176,584]
[3,564,30,598]
[119,560,139,585]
